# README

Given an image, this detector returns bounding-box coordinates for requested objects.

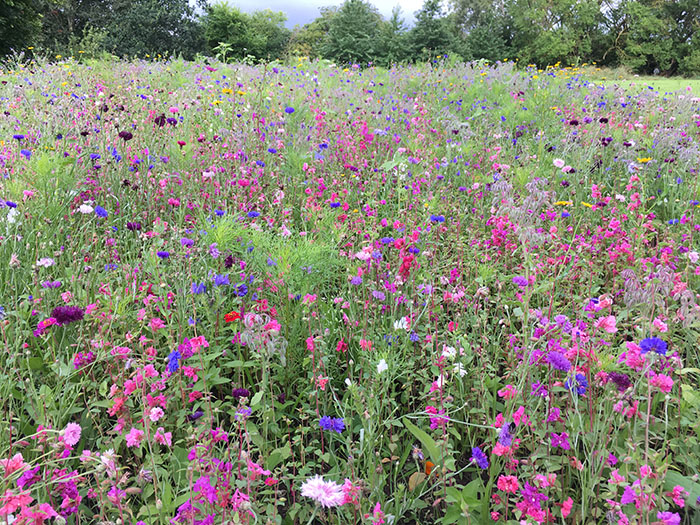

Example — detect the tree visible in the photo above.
[287,7,337,59]
[409,0,456,61]
[0,0,42,55]
[246,10,291,60]
[450,0,512,61]
[376,6,410,65]
[203,2,252,61]
[322,0,383,65]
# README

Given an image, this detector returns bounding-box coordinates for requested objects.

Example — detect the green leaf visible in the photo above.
[403,418,441,466]
[664,471,700,506]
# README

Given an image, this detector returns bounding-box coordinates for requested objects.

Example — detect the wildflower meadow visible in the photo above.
[1,56,699,525]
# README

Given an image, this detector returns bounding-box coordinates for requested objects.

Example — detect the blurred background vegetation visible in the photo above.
[1,0,699,75]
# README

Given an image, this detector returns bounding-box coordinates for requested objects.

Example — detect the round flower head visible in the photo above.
[300,475,344,508]
[639,337,667,356]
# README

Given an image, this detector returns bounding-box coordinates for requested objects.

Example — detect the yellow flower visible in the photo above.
[236,90,246,95]
[637,157,652,163]
[554,201,572,206]
[222,88,232,94]
[581,202,593,208]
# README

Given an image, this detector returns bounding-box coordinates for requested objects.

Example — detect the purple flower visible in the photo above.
[547,351,571,372]
[320,416,345,433]
[565,373,588,395]
[232,388,250,399]
[209,243,220,258]
[41,280,62,289]
[640,337,667,355]
[94,206,108,218]
[168,350,181,373]
[350,276,363,285]
[471,447,489,469]
[126,222,142,231]
[191,282,207,294]
[51,306,85,326]
[17,466,41,489]
[212,274,230,287]
[512,276,528,287]
[620,485,636,505]
[607,371,632,392]
[498,422,512,446]
[284,106,295,114]
[550,432,571,450]
[157,251,170,259]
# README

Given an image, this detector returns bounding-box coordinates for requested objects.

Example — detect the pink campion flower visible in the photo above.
[653,318,668,332]
[342,479,361,506]
[649,373,674,393]
[367,502,386,525]
[595,315,617,333]
[154,428,172,447]
[18,503,58,525]
[609,469,626,484]
[125,427,144,448]
[497,384,517,400]
[496,475,519,493]
[61,291,73,304]
[246,460,270,481]
[0,453,27,476]
[619,341,645,370]
[534,473,556,488]
[306,337,315,353]
[492,443,511,456]
[668,485,689,507]
[639,464,652,478]
[189,336,209,351]
[359,339,372,351]
[561,497,573,518]
[62,423,82,447]
[149,317,165,331]
[0,489,34,516]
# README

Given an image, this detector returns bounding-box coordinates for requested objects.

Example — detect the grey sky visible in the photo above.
[226,0,426,28]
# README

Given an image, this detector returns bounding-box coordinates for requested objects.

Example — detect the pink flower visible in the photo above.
[669,485,688,507]
[595,315,617,333]
[657,511,681,525]
[342,479,361,506]
[649,373,674,393]
[653,318,668,332]
[0,489,34,516]
[497,384,517,399]
[300,475,344,508]
[496,475,519,493]
[62,422,82,447]
[125,427,144,448]
[154,428,172,447]
[0,453,27,476]
[149,317,165,331]
[148,407,164,422]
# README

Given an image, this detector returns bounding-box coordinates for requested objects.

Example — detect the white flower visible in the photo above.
[393,317,409,331]
[441,345,456,359]
[79,204,94,214]
[377,359,388,375]
[453,363,468,377]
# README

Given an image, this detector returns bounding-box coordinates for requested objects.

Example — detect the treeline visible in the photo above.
[1,0,698,75]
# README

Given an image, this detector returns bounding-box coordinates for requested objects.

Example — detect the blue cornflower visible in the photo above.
[284,106,295,114]
[20,149,31,159]
[215,209,225,217]
[409,332,420,342]
[267,257,276,266]
[640,337,667,356]
[167,350,181,373]
[247,211,260,218]
[408,246,420,254]
[5,201,17,208]
[561,211,571,218]
[181,238,194,247]
[12,134,25,140]
[471,447,489,469]
[236,284,248,297]
[668,219,679,225]
[191,282,207,294]
[256,160,265,167]
[157,251,170,259]
[330,202,341,208]
[94,206,108,218]
[267,148,277,153]
[565,373,588,396]
[429,214,445,223]
[381,237,394,244]
[90,153,101,160]
[212,274,230,287]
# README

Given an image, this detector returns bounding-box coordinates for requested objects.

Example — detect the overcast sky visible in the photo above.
[227,0,427,28]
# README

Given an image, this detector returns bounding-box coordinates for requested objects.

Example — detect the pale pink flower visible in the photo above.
[595,315,617,333]
[148,407,164,422]
[0,453,27,476]
[154,428,172,447]
[300,475,344,508]
[652,318,668,332]
[62,422,82,447]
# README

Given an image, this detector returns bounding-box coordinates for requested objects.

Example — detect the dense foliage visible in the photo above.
[0,56,699,524]
[1,0,699,75]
